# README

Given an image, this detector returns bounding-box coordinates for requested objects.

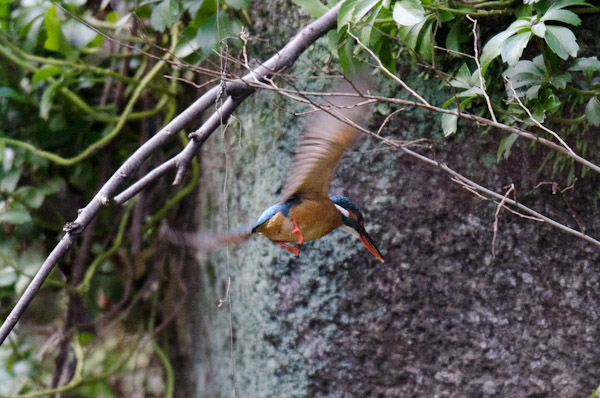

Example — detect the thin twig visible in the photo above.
[345,29,431,107]
[492,184,514,259]
[505,76,575,155]
[399,145,600,247]
[433,45,475,59]
[466,15,497,123]
[0,2,344,346]
[377,108,405,136]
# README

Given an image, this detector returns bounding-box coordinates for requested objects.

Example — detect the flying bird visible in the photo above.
[251,76,384,262]
[164,76,384,262]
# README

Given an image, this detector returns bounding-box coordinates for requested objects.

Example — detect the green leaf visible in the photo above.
[0,267,17,287]
[500,31,531,66]
[454,63,472,87]
[393,0,425,26]
[531,102,546,122]
[532,54,547,71]
[175,25,202,58]
[0,87,27,103]
[359,2,382,46]
[585,97,600,126]
[398,21,422,50]
[548,73,571,89]
[327,28,344,54]
[40,81,61,120]
[0,209,31,225]
[540,88,561,112]
[195,13,231,57]
[0,169,20,192]
[0,0,10,30]
[338,0,357,28]
[438,9,454,23]
[544,25,578,60]
[43,5,61,52]
[531,21,546,38]
[418,19,434,61]
[525,84,542,100]
[61,19,98,47]
[540,9,580,25]
[457,86,484,98]
[541,0,589,12]
[150,0,183,31]
[374,34,395,73]
[106,11,119,23]
[351,0,381,22]
[292,0,329,18]
[16,180,60,209]
[516,4,533,17]
[504,58,545,83]
[442,109,458,136]
[338,0,380,29]
[42,5,74,57]
[225,0,248,9]
[32,65,62,85]
[480,19,532,71]
[17,187,46,209]
[569,57,600,72]
[498,133,519,161]
[78,331,95,346]
[338,39,356,72]
[446,20,469,55]
[504,58,546,99]
[540,38,562,73]
[398,16,434,59]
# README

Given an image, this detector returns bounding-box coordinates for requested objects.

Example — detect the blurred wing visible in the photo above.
[160,222,253,250]
[281,77,370,201]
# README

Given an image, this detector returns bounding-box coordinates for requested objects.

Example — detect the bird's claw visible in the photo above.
[291,219,303,244]
[277,242,300,257]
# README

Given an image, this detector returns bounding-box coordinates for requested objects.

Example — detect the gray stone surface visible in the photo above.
[183,3,600,397]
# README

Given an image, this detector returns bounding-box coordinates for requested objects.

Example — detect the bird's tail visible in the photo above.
[160,222,253,250]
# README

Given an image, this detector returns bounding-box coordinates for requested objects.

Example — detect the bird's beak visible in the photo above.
[358,227,385,263]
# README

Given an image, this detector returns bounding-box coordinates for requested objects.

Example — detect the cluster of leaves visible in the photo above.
[296,0,600,184]
[0,0,248,396]
[144,0,248,61]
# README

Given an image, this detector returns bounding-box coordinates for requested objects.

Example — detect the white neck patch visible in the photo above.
[334,203,350,218]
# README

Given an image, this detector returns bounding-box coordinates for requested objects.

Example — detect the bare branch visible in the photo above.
[345,29,431,107]
[505,76,575,156]
[0,2,343,347]
[377,108,405,136]
[492,184,514,259]
[397,145,600,248]
[466,15,497,123]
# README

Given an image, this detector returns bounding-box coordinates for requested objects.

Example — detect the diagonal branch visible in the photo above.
[0,2,343,347]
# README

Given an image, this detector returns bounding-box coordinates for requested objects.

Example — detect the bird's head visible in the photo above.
[331,196,384,263]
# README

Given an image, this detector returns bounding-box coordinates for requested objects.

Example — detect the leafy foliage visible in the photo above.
[0,0,247,395]
[296,0,600,184]
[1,0,600,395]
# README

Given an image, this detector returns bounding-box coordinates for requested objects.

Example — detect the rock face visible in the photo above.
[184,3,600,397]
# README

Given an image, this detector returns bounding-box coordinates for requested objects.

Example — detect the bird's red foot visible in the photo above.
[277,242,300,257]
[291,219,303,245]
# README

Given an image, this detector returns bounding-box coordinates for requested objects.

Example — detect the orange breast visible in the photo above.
[256,199,343,243]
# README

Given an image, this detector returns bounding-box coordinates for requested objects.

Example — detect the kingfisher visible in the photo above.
[251,77,384,263]
[163,76,384,262]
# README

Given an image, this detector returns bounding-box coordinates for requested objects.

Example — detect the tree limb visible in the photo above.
[0,2,343,347]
